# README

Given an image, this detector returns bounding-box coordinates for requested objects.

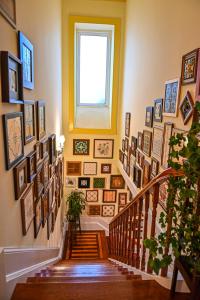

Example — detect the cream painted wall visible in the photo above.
[121,0,200,177]
[0,0,63,247]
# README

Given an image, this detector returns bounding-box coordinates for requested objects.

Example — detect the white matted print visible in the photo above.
[65,177,77,188]
[152,126,164,163]
[83,162,97,175]
[86,190,98,202]
[102,205,115,217]
[93,139,114,159]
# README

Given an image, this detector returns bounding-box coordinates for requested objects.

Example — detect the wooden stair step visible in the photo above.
[27,275,130,283]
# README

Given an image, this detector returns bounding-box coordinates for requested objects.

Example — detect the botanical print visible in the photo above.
[86,190,98,202]
[83,162,97,175]
[164,79,180,117]
[162,123,173,169]
[73,139,90,155]
[103,190,117,203]
[152,126,164,162]
[102,205,115,217]
[94,139,114,159]
[7,116,23,164]
[65,177,76,188]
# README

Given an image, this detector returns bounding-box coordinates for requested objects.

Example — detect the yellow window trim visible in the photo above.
[68,15,121,135]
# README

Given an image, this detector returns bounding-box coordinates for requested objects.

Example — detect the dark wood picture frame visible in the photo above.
[162,122,173,169]
[122,139,125,152]
[34,142,42,169]
[101,163,112,174]
[42,188,49,227]
[27,150,37,183]
[118,192,127,206]
[102,205,115,217]
[48,134,56,164]
[110,175,125,189]
[20,182,35,236]
[78,177,90,189]
[34,197,43,238]
[131,136,137,156]
[142,160,151,187]
[125,112,131,137]
[1,51,23,104]
[125,137,129,152]
[66,161,81,176]
[145,107,154,127]
[14,158,28,200]
[143,130,152,157]
[181,48,199,85]
[40,137,49,159]
[18,31,34,90]
[93,177,106,189]
[151,157,159,178]
[36,100,46,140]
[163,78,180,117]
[35,162,44,199]
[22,100,36,144]
[43,155,49,190]
[154,99,163,122]
[137,132,143,151]
[86,190,99,202]
[73,139,90,155]
[103,190,117,203]
[93,139,114,159]
[179,91,194,125]
[3,112,24,170]
[0,0,16,28]
[133,165,142,188]
[83,162,97,175]
[88,205,101,216]
[152,126,164,163]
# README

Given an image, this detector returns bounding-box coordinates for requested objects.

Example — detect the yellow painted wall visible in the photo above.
[0,0,63,247]
[120,0,200,177]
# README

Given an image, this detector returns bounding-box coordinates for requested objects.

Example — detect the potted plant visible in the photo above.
[144,103,200,276]
[66,190,86,223]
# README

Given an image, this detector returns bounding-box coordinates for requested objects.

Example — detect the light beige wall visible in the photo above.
[0,0,63,247]
[121,0,200,152]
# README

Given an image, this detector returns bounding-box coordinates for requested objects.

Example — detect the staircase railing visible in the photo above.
[109,168,184,277]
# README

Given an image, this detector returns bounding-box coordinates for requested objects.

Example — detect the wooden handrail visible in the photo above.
[109,167,184,277]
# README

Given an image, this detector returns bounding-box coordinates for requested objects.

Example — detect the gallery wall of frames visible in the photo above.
[66,139,131,217]
[1,24,64,240]
[119,48,200,212]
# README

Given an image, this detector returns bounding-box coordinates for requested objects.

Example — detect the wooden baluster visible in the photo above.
[110,223,114,257]
[120,213,125,261]
[116,218,120,259]
[136,197,143,269]
[147,183,159,274]
[127,206,133,265]
[131,202,137,267]
[123,210,129,263]
[141,191,150,271]
[113,221,116,258]
[119,215,123,261]
[160,208,172,276]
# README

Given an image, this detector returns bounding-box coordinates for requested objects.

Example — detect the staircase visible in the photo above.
[70,231,99,259]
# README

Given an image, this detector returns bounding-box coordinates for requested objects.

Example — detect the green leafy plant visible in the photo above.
[66,190,86,222]
[144,102,200,275]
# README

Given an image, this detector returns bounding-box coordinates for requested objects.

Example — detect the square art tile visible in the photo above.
[88,205,101,216]
[86,190,98,202]
[73,139,90,155]
[78,177,90,188]
[83,162,97,175]
[93,177,106,189]
[103,190,117,203]
[102,205,115,217]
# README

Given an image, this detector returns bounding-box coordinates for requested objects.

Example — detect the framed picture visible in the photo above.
[86,190,98,202]
[118,206,125,213]
[14,158,28,200]
[123,154,128,172]
[122,139,125,152]
[143,130,152,157]
[18,31,34,90]
[34,197,42,238]
[152,126,164,163]
[83,162,97,175]
[102,205,115,217]
[47,210,52,240]
[78,177,90,189]
[66,161,81,176]
[20,183,35,235]
[3,112,24,170]
[126,161,130,176]
[143,160,151,187]
[73,139,90,155]
[118,193,127,206]
[159,181,168,211]
[93,177,106,189]
[125,112,131,137]
[36,100,46,140]
[181,49,199,85]
[151,157,159,178]
[48,134,56,164]
[22,100,36,144]
[131,136,137,156]
[103,190,117,203]
[1,51,23,104]
[154,99,163,122]
[101,163,111,174]
[145,107,154,127]
[65,177,76,188]
[124,137,129,152]
[34,142,42,169]
[43,155,49,190]
[133,165,142,188]
[0,0,16,28]
[35,163,44,198]
[162,122,173,169]
[42,188,49,227]
[27,150,37,183]
[110,175,125,189]
[137,132,143,150]
[195,49,200,101]
[40,137,49,159]
[93,139,114,159]
[163,78,180,117]
[179,91,194,125]
[88,205,101,216]
[136,150,145,168]
[119,151,124,164]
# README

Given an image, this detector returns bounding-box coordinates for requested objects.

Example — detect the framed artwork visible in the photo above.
[22,100,36,144]
[86,190,98,202]
[152,126,164,163]
[73,139,90,155]
[35,163,44,198]
[181,49,199,85]
[118,206,125,213]
[125,112,131,137]
[65,177,76,188]
[143,160,151,187]
[1,51,23,104]
[136,150,145,168]
[151,157,159,178]
[159,181,168,211]
[162,122,173,169]
[20,183,35,235]
[143,130,152,157]
[123,154,128,172]
[66,161,81,176]
[93,139,114,159]
[120,151,124,164]
[103,190,117,203]
[34,197,42,238]
[34,142,42,169]
[195,49,200,101]
[102,205,115,217]
[3,112,24,170]
[118,193,127,206]
[110,175,125,189]
[27,150,37,183]
[154,99,163,122]
[18,31,34,90]
[124,137,129,152]
[40,137,49,159]
[137,132,143,150]
[83,162,97,175]
[122,139,125,152]
[131,136,137,156]
[145,107,154,127]
[48,134,56,164]
[36,100,46,140]
[43,155,49,190]
[163,78,180,117]
[78,177,90,189]
[133,165,142,188]
[47,210,52,240]
[101,163,111,174]
[88,205,101,216]
[48,180,54,209]
[0,0,16,28]
[179,91,194,125]
[126,161,130,176]
[14,158,28,200]
[42,188,49,227]
[93,177,106,189]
